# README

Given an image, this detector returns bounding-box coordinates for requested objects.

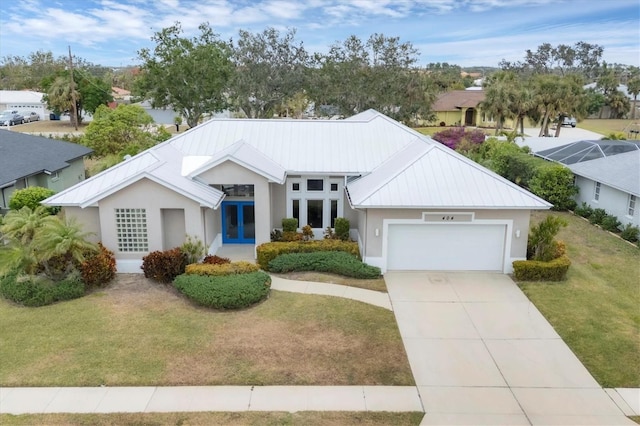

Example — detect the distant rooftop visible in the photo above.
[536,140,640,165]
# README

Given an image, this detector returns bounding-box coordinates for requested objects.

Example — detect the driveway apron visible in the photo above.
[385,271,634,425]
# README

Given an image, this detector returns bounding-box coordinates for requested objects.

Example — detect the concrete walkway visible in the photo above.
[385,271,637,425]
[270,275,392,310]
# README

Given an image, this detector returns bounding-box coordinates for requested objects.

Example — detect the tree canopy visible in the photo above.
[136,23,234,128]
[82,104,170,157]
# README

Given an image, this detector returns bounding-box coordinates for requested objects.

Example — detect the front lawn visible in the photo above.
[577,118,636,136]
[0,275,413,387]
[274,271,387,292]
[519,211,640,388]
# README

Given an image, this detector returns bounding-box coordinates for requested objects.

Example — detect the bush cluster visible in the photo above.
[0,272,85,307]
[141,248,188,283]
[268,251,381,279]
[256,240,360,270]
[185,261,259,276]
[80,243,116,287]
[575,202,639,243]
[513,255,571,281]
[432,127,486,150]
[173,271,271,309]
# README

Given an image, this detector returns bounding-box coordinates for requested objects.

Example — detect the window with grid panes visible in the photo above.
[115,208,148,252]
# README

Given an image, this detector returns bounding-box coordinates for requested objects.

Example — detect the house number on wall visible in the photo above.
[441,216,455,221]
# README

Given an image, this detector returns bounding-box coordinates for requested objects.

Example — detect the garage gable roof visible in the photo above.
[347,141,551,209]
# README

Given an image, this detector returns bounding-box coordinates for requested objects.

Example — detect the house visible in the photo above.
[531,139,640,227]
[44,110,551,274]
[0,90,50,121]
[429,90,488,127]
[0,131,93,212]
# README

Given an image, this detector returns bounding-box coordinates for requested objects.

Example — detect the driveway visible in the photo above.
[385,271,634,425]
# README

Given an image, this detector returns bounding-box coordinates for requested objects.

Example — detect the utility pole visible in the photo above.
[68,46,78,130]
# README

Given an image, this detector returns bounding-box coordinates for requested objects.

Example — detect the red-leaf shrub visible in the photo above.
[202,255,231,265]
[80,243,116,287]
[141,248,187,283]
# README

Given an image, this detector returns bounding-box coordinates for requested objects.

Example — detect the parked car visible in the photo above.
[561,116,577,127]
[0,111,24,126]
[22,111,40,123]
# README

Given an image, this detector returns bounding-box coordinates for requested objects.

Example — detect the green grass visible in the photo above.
[0,412,425,426]
[577,118,637,137]
[0,283,413,387]
[518,211,640,388]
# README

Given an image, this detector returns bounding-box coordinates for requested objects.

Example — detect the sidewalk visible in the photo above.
[0,386,422,414]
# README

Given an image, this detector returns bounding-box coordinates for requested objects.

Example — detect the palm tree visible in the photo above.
[32,216,97,278]
[0,206,50,245]
[509,84,535,136]
[480,71,517,135]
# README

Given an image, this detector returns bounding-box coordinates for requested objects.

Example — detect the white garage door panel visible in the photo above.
[387,224,505,271]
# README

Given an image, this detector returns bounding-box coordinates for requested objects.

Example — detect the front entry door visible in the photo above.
[222,201,255,244]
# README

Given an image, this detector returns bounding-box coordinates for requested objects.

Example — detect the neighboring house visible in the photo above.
[0,90,50,121]
[533,139,640,227]
[111,87,132,101]
[427,90,532,129]
[0,131,93,212]
[44,110,550,273]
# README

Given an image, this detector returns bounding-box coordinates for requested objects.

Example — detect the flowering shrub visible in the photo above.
[432,127,486,150]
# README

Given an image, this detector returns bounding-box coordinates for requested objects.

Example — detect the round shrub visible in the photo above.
[9,187,59,214]
[173,271,271,309]
[620,224,639,243]
[141,248,187,283]
[0,271,85,307]
[80,243,116,287]
[268,251,381,279]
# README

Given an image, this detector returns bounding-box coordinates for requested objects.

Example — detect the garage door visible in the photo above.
[386,223,506,271]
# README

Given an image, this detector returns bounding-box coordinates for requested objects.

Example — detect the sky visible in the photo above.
[1,0,638,68]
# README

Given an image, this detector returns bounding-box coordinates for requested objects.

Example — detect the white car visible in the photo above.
[22,112,40,123]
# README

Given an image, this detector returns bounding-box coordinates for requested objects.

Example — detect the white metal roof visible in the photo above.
[44,110,549,210]
[347,141,551,209]
[0,90,46,105]
[568,150,639,196]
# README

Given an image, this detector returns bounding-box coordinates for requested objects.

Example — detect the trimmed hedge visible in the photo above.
[0,272,85,307]
[268,251,381,279]
[185,261,259,276]
[256,240,360,270]
[512,255,571,281]
[173,271,271,309]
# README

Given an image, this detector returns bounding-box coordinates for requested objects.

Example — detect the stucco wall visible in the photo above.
[63,206,101,244]
[362,208,531,261]
[98,178,204,260]
[270,182,286,228]
[575,176,639,227]
[198,161,271,245]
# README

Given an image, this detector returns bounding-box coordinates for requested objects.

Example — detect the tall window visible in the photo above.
[594,182,601,201]
[286,176,343,229]
[115,208,148,252]
[629,195,636,216]
[307,200,324,228]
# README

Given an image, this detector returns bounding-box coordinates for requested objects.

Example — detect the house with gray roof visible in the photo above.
[44,110,550,273]
[0,130,93,212]
[525,139,640,227]
[568,150,639,227]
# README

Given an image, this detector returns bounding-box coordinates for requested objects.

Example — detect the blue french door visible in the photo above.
[221,201,255,244]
